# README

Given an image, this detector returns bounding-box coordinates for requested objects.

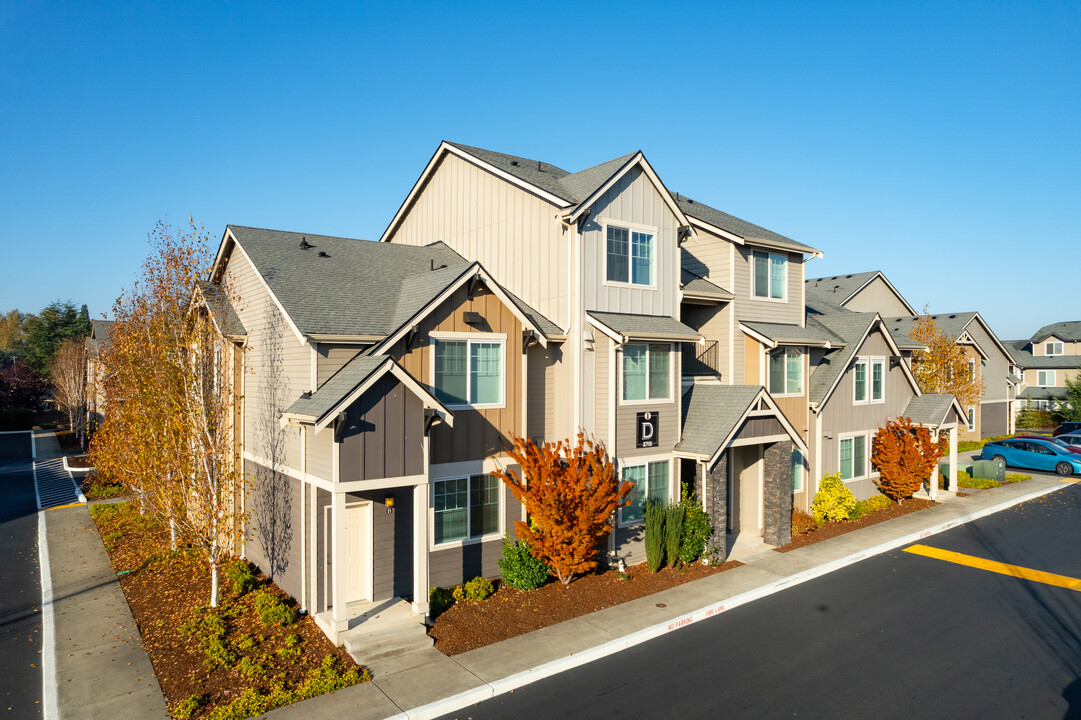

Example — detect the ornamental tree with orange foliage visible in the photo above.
[909,309,984,408]
[871,417,940,504]
[495,433,633,586]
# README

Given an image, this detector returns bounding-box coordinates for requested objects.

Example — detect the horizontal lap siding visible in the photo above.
[681,229,733,287]
[390,285,523,465]
[306,427,333,482]
[732,247,803,326]
[316,345,362,387]
[843,277,912,316]
[527,345,564,444]
[387,152,569,330]
[594,336,610,446]
[243,459,304,602]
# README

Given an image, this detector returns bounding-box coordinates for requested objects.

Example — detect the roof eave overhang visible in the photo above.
[586,314,701,346]
[702,387,809,468]
[563,152,693,229]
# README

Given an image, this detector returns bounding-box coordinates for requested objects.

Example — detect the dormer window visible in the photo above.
[753,251,786,300]
[606,224,654,287]
[1045,341,1064,355]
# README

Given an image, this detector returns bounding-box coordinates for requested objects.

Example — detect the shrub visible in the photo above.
[224,560,260,597]
[429,586,454,618]
[960,473,998,490]
[957,440,983,453]
[812,473,857,525]
[452,576,494,602]
[171,694,205,720]
[872,417,939,503]
[1004,473,1031,484]
[849,494,891,521]
[498,533,550,590]
[181,609,236,670]
[253,590,296,627]
[644,501,666,572]
[678,486,713,564]
[664,504,685,568]
[791,509,817,536]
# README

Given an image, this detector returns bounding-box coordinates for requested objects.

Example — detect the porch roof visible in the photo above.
[902,394,967,428]
[587,311,701,344]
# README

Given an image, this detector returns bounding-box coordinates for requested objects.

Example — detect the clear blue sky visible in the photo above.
[2,1,1077,340]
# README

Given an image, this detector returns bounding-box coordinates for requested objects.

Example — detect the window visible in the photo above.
[752,251,786,300]
[967,406,976,431]
[768,347,803,395]
[621,460,670,524]
[432,337,504,407]
[968,358,976,380]
[607,225,654,286]
[1046,341,1064,355]
[1037,370,1055,387]
[433,474,501,545]
[792,449,805,493]
[840,434,868,481]
[853,359,868,403]
[622,343,671,401]
[871,358,885,403]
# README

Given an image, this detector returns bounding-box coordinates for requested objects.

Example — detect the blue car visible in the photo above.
[982,438,1081,476]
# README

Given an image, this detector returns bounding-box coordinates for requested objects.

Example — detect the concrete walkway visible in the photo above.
[265,472,1077,720]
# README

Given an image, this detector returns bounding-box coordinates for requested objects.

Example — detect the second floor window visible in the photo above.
[753,251,786,300]
[1045,341,1063,355]
[768,347,803,395]
[623,343,670,401]
[854,357,885,404]
[607,225,654,286]
[1037,370,1055,386]
[433,337,504,407]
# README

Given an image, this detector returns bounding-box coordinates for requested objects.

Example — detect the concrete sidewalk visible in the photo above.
[265,472,1078,720]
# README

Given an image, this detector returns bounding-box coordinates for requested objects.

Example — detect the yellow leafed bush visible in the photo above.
[812,473,857,525]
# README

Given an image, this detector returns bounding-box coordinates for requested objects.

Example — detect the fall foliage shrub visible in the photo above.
[812,473,857,525]
[498,533,550,590]
[253,590,296,627]
[791,509,817,536]
[429,586,454,618]
[665,504,685,568]
[495,433,632,585]
[872,417,939,503]
[452,577,494,602]
[678,487,713,564]
[645,501,666,572]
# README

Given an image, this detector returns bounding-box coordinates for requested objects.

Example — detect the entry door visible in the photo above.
[729,446,763,536]
[343,504,370,603]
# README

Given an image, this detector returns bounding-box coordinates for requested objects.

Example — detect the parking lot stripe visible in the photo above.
[904,544,1081,592]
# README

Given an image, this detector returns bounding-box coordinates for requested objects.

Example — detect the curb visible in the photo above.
[59,457,88,504]
[395,479,1075,720]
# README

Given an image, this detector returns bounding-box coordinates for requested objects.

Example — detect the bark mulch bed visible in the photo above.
[776,498,937,553]
[429,559,742,656]
[90,501,368,719]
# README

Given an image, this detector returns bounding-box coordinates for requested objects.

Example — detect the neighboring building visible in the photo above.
[85,319,114,432]
[1008,321,1081,413]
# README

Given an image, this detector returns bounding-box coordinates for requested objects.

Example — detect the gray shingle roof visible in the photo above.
[675,384,763,460]
[681,269,732,300]
[1006,340,1081,369]
[558,153,638,203]
[229,226,472,338]
[284,355,390,421]
[902,394,958,427]
[86,319,114,354]
[1019,386,1070,401]
[502,287,563,338]
[1031,321,1081,342]
[742,320,844,347]
[675,194,819,255]
[587,312,701,342]
[807,313,880,405]
[805,272,882,309]
[197,281,246,338]
[883,313,977,345]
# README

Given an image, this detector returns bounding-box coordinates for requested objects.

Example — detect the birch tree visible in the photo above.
[50,338,88,449]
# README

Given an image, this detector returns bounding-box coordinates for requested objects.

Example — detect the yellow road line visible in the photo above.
[904,544,1081,592]
[46,502,85,511]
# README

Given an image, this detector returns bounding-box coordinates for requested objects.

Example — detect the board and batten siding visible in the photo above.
[223,249,309,472]
[388,285,523,465]
[580,166,680,318]
[732,246,804,326]
[339,375,426,482]
[385,151,569,330]
[843,276,912,316]
[316,344,362,387]
[816,329,918,501]
[526,345,564,444]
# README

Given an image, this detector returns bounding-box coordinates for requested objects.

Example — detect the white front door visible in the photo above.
[343,503,369,603]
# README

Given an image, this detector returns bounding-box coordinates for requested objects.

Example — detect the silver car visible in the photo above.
[1057,432,1081,449]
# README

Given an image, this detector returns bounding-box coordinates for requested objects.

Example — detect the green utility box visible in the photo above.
[939,463,973,481]
[972,458,1006,482]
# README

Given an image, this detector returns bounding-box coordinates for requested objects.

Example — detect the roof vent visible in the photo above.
[510,160,519,166]
[948,314,956,319]
[299,237,313,249]
[318,251,330,258]
[430,259,447,271]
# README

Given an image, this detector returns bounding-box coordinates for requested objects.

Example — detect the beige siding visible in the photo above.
[613,344,679,460]
[526,345,562,443]
[741,335,762,386]
[386,152,569,330]
[732,246,804,326]
[306,426,333,481]
[681,301,731,382]
[580,166,680,317]
[680,227,733,287]
[593,335,611,446]
[316,344,362,387]
[958,345,982,443]
[843,276,912,316]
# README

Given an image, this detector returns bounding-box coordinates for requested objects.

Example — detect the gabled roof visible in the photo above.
[283,354,452,431]
[444,142,579,203]
[807,313,919,407]
[1006,340,1081,369]
[681,268,733,302]
[1031,321,1081,343]
[902,394,967,428]
[195,281,246,339]
[882,312,1016,363]
[586,312,701,344]
[1019,386,1070,401]
[740,320,844,349]
[805,271,915,315]
[86,319,114,354]
[675,383,808,466]
[674,194,821,256]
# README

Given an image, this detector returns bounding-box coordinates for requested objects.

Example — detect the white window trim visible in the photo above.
[429,332,507,410]
[430,473,505,550]
[838,432,871,483]
[852,358,869,405]
[602,219,659,290]
[618,342,674,406]
[767,346,804,397]
[751,249,788,302]
[870,357,886,404]
[792,449,805,494]
[967,406,976,432]
[617,455,674,527]
[1037,370,1056,387]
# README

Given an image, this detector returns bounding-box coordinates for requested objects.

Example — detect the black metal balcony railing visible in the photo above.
[682,340,722,378]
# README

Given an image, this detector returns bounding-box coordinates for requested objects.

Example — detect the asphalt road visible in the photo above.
[0,433,43,718]
[441,483,1081,720]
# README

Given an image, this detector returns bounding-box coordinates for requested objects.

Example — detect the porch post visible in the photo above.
[330,489,348,639]
[929,429,939,501]
[412,482,430,616]
[948,425,959,493]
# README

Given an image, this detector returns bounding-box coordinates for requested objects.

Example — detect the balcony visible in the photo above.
[682,340,722,378]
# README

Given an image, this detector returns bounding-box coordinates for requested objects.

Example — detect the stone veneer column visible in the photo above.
[763,441,793,547]
[705,453,728,562]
